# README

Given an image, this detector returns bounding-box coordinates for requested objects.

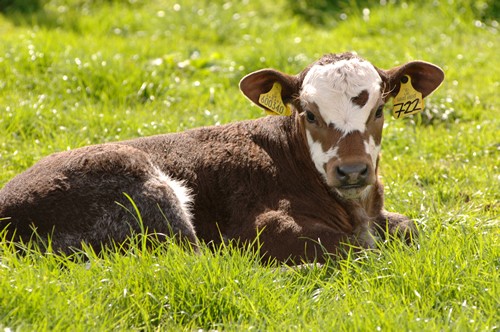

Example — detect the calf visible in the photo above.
[0,52,444,263]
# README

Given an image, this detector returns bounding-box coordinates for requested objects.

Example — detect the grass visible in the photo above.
[0,0,499,330]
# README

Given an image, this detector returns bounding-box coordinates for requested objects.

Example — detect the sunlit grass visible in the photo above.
[0,0,499,330]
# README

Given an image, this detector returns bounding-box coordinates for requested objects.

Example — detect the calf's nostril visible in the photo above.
[336,166,347,178]
[360,165,368,177]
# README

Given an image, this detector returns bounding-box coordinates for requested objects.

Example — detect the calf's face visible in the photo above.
[299,56,384,199]
[240,52,444,200]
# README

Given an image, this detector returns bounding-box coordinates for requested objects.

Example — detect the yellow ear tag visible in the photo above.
[392,75,424,119]
[258,82,292,116]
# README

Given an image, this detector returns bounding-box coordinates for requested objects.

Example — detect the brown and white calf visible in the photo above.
[0,52,444,263]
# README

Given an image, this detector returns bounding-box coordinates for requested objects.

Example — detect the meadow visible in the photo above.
[0,0,499,330]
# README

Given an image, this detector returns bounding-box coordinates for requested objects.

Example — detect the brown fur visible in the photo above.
[122,114,357,261]
[351,90,369,107]
[0,53,445,263]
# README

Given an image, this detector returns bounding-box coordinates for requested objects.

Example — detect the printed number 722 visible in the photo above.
[393,98,421,118]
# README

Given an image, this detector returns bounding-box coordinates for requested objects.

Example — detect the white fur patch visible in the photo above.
[300,58,381,134]
[364,135,381,169]
[155,169,193,221]
[306,129,339,181]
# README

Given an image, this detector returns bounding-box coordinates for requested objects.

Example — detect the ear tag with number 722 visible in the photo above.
[258,82,292,116]
[392,75,424,119]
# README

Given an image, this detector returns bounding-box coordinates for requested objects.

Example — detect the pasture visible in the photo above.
[0,0,498,330]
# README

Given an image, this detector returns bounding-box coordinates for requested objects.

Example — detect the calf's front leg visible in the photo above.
[373,211,417,244]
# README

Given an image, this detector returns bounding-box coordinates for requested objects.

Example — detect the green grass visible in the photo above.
[0,0,499,330]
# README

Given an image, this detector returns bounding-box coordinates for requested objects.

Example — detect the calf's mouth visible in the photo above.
[334,185,370,200]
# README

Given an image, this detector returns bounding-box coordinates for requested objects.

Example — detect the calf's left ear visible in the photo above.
[377,61,445,100]
[239,69,299,112]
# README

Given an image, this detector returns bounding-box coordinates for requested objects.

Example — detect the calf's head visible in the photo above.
[240,53,444,200]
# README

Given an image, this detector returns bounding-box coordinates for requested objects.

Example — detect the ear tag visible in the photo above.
[392,75,424,119]
[258,82,292,116]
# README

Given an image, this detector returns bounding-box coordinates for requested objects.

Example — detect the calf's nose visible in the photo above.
[335,163,369,186]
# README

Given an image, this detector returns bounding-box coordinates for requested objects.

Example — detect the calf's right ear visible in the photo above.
[378,61,445,100]
[239,69,299,112]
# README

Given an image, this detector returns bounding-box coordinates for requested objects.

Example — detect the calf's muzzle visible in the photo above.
[335,163,369,188]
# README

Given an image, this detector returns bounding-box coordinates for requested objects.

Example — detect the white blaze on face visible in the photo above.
[364,135,381,169]
[306,130,339,180]
[300,58,382,134]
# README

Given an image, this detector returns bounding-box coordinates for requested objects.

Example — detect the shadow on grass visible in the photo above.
[290,0,499,27]
[0,0,144,31]
[0,0,41,14]
[0,0,68,30]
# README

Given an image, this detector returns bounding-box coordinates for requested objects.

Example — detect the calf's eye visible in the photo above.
[305,111,316,123]
[375,106,384,119]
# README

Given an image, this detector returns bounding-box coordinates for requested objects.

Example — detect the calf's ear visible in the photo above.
[377,61,444,100]
[239,69,299,112]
